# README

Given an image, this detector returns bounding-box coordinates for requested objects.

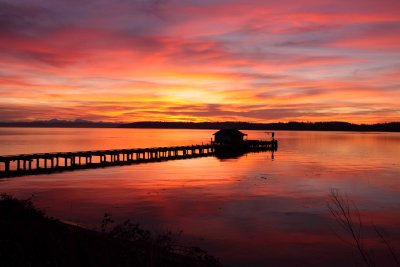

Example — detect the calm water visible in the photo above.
[1,128,400,267]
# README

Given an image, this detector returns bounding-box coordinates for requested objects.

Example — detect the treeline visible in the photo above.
[121,121,400,132]
[0,120,399,132]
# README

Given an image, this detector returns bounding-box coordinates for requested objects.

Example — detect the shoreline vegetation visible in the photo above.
[0,120,399,132]
[0,194,221,267]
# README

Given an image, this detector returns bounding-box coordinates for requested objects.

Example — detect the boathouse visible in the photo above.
[213,129,247,144]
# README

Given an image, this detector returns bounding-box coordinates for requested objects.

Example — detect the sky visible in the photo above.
[0,0,399,123]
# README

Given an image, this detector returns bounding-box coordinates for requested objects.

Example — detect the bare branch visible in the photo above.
[327,188,375,267]
[374,225,400,267]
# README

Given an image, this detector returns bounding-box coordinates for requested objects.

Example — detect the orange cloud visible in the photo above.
[0,0,399,123]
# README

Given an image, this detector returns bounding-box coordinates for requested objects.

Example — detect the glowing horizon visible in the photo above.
[0,0,399,123]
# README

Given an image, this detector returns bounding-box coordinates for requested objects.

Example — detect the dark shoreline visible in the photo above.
[0,194,221,267]
[0,121,399,132]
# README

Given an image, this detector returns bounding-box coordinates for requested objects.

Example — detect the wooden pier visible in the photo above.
[0,140,277,178]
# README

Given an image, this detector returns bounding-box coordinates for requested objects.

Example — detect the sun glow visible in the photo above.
[0,0,399,123]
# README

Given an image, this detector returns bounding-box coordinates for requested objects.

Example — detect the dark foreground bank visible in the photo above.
[0,194,221,267]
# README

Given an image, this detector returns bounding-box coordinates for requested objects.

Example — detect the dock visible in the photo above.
[0,140,277,178]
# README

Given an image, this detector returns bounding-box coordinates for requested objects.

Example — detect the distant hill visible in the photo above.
[1,120,399,132]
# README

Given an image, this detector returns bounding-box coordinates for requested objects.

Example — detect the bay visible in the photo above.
[1,128,399,267]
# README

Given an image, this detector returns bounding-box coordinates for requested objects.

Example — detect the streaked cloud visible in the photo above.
[0,0,399,122]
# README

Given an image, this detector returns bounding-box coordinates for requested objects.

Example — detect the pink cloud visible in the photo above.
[0,0,399,122]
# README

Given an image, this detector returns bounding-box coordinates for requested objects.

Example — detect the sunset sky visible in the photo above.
[0,0,399,123]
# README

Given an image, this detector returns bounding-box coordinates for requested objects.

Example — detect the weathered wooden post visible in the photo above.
[4,161,10,172]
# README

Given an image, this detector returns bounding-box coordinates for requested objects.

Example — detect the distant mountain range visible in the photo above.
[0,119,119,128]
[0,120,399,132]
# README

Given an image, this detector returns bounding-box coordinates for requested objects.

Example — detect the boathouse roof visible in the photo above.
[213,129,247,136]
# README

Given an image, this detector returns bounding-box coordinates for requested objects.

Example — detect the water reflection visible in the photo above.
[0,129,399,267]
[214,147,275,161]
